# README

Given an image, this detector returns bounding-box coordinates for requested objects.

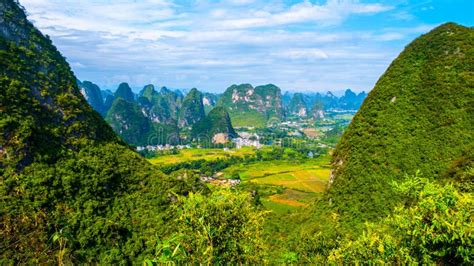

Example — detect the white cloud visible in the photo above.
[215,0,393,29]
[17,0,422,92]
[274,48,329,59]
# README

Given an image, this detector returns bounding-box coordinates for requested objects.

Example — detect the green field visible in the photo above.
[149,148,331,211]
[221,156,331,209]
[148,147,257,165]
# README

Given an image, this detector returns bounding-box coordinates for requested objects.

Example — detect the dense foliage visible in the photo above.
[148,189,268,264]
[330,22,474,223]
[1,1,188,262]
[1,1,472,264]
[191,106,237,141]
[178,87,205,127]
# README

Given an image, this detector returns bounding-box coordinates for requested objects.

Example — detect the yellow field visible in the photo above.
[149,148,331,210]
[267,189,315,207]
[251,168,329,193]
[148,147,256,165]
[222,157,330,193]
[220,156,331,209]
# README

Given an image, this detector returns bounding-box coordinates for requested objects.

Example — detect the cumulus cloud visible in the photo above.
[18,0,432,92]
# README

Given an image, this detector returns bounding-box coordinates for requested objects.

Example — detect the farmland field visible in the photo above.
[148,147,256,165]
[148,147,331,211]
[221,155,331,209]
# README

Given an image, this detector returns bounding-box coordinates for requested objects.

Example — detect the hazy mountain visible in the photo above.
[288,93,308,117]
[114,82,135,102]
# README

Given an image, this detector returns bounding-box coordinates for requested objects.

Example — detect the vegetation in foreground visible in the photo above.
[1,1,472,264]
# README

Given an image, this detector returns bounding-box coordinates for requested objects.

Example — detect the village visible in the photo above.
[136,110,355,153]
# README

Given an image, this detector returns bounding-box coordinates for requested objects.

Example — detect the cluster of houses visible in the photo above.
[232,132,263,149]
[136,144,191,152]
[200,176,241,187]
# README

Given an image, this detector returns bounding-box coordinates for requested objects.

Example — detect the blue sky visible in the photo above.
[20,0,474,93]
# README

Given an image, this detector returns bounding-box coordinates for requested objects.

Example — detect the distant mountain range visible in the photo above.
[79,81,367,145]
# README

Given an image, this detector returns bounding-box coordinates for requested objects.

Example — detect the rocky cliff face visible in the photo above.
[217,83,283,127]
[288,93,308,117]
[78,80,106,115]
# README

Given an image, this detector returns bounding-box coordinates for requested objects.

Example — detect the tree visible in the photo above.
[163,189,268,264]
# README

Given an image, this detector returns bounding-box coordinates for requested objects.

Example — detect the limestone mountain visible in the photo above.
[105,98,154,145]
[103,93,115,113]
[139,84,158,101]
[288,93,308,117]
[138,84,175,125]
[203,92,219,114]
[160,86,183,120]
[191,107,237,143]
[114,82,135,102]
[101,88,114,100]
[217,83,284,127]
[311,100,325,120]
[338,89,366,110]
[78,80,106,115]
[329,23,474,221]
[178,88,205,127]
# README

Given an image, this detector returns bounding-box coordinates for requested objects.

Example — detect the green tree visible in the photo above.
[165,189,268,264]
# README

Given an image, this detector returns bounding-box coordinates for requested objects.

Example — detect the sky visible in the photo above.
[19,0,474,93]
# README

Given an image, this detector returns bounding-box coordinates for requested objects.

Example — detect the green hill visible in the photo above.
[191,106,237,141]
[178,88,205,127]
[329,22,474,221]
[0,1,193,262]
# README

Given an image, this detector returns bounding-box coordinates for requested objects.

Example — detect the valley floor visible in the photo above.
[148,149,331,215]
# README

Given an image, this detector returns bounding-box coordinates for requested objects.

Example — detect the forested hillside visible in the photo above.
[1,0,472,264]
[0,1,264,263]
[330,22,474,221]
